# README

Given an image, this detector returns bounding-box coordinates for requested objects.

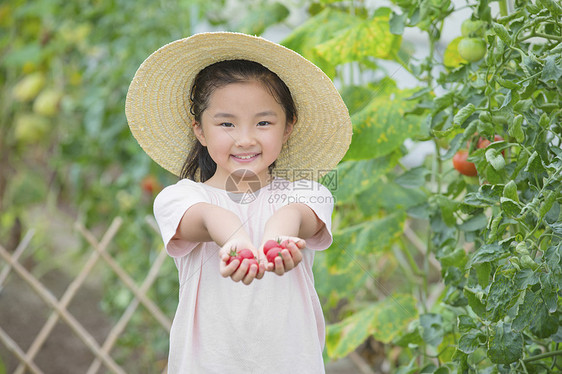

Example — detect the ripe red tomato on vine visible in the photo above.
[453,135,504,176]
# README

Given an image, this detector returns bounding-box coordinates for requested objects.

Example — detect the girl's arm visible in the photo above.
[175,202,265,284]
[261,203,325,275]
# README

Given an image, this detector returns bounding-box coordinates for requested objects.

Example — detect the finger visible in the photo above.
[287,242,303,265]
[220,258,239,278]
[242,264,259,285]
[255,260,267,279]
[280,249,295,270]
[264,261,275,272]
[274,256,285,276]
[231,259,250,282]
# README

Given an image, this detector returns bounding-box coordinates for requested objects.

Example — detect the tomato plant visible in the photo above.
[280,0,562,372]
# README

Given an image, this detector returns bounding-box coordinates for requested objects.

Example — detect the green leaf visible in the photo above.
[394,329,423,348]
[524,151,546,174]
[468,244,507,266]
[340,85,376,115]
[282,8,357,78]
[502,180,519,202]
[453,103,476,126]
[326,294,417,358]
[487,322,523,364]
[432,195,459,227]
[512,290,542,331]
[541,55,562,83]
[356,181,427,216]
[530,304,558,338]
[492,22,511,45]
[539,272,558,313]
[444,37,467,68]
[329,211,407,272]
[371,294,418,343]
[459,214,488,232]
[389,11,407,35]
[439,248,468,273]
[486,273,517,321]
[476,262,492,288]
[314,15,402,66]
[344,89,422,160]
[538,0,562,16]
[485,148,505,171]
[539,190,556,219]
[458,330,483,354]
[513,99,533,113]
[395,166,431,188]
[513,268,540,290]
[458,315,477,332]
[313,253,368,308]
[544,245,561,278]
[236,2,289,35]
[464,287,487,318]
[2,43,43,68]
[420,313,444,347]
[332,156,398,203]
[500,197,522,217]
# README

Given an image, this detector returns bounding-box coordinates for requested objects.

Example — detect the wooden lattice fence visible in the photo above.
[0,217,171,374]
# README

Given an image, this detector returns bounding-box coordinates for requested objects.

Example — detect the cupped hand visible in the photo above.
[262,237,305,276]
[219,240,265,285]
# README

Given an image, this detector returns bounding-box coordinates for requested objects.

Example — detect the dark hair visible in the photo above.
[180,59,297,181]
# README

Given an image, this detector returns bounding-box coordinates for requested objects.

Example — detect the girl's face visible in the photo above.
[193,80,294,189]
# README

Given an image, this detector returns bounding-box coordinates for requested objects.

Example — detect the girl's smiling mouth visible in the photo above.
[231,153,260,161]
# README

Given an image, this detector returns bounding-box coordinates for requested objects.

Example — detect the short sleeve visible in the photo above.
[153,179,209,257]
[289,180,334,250]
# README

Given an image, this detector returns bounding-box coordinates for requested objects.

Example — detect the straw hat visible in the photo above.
[125,32,352,181]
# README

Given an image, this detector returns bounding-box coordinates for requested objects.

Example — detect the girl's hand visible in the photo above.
[263,237,305,276]
[219,241,265,285]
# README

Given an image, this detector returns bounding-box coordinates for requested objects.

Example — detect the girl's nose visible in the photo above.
[234,128,257,148]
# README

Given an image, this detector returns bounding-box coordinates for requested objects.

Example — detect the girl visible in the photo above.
[126,32,352,374]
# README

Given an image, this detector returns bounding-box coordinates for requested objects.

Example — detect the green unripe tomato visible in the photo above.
[458,38,487,62]
[12,72,45,102]
[33,89,63,117]
[461,19,485,37]
[14,114,50,145]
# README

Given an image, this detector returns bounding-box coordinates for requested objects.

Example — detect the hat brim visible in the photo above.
[125,32,352,180]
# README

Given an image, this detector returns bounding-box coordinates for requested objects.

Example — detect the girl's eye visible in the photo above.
[257,121,270,127]
[220,122,234,128]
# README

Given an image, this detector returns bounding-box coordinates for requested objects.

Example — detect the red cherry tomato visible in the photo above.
[477,135,504,149]
[453,150,478,176]
[140,175,162,194]
[238,249,255,260]
[245,258,259,275]
[263,240,281,254]
[266,249,282,264]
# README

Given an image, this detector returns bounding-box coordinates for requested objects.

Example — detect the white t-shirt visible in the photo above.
[153,177,334,374]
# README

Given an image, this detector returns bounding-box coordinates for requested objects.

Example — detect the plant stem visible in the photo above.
[519,32,562,42]
[499,0,508,17]
[399,240,424,276]
[551,343,560,370]
[524,350,562,363]
[519,359,530,374]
